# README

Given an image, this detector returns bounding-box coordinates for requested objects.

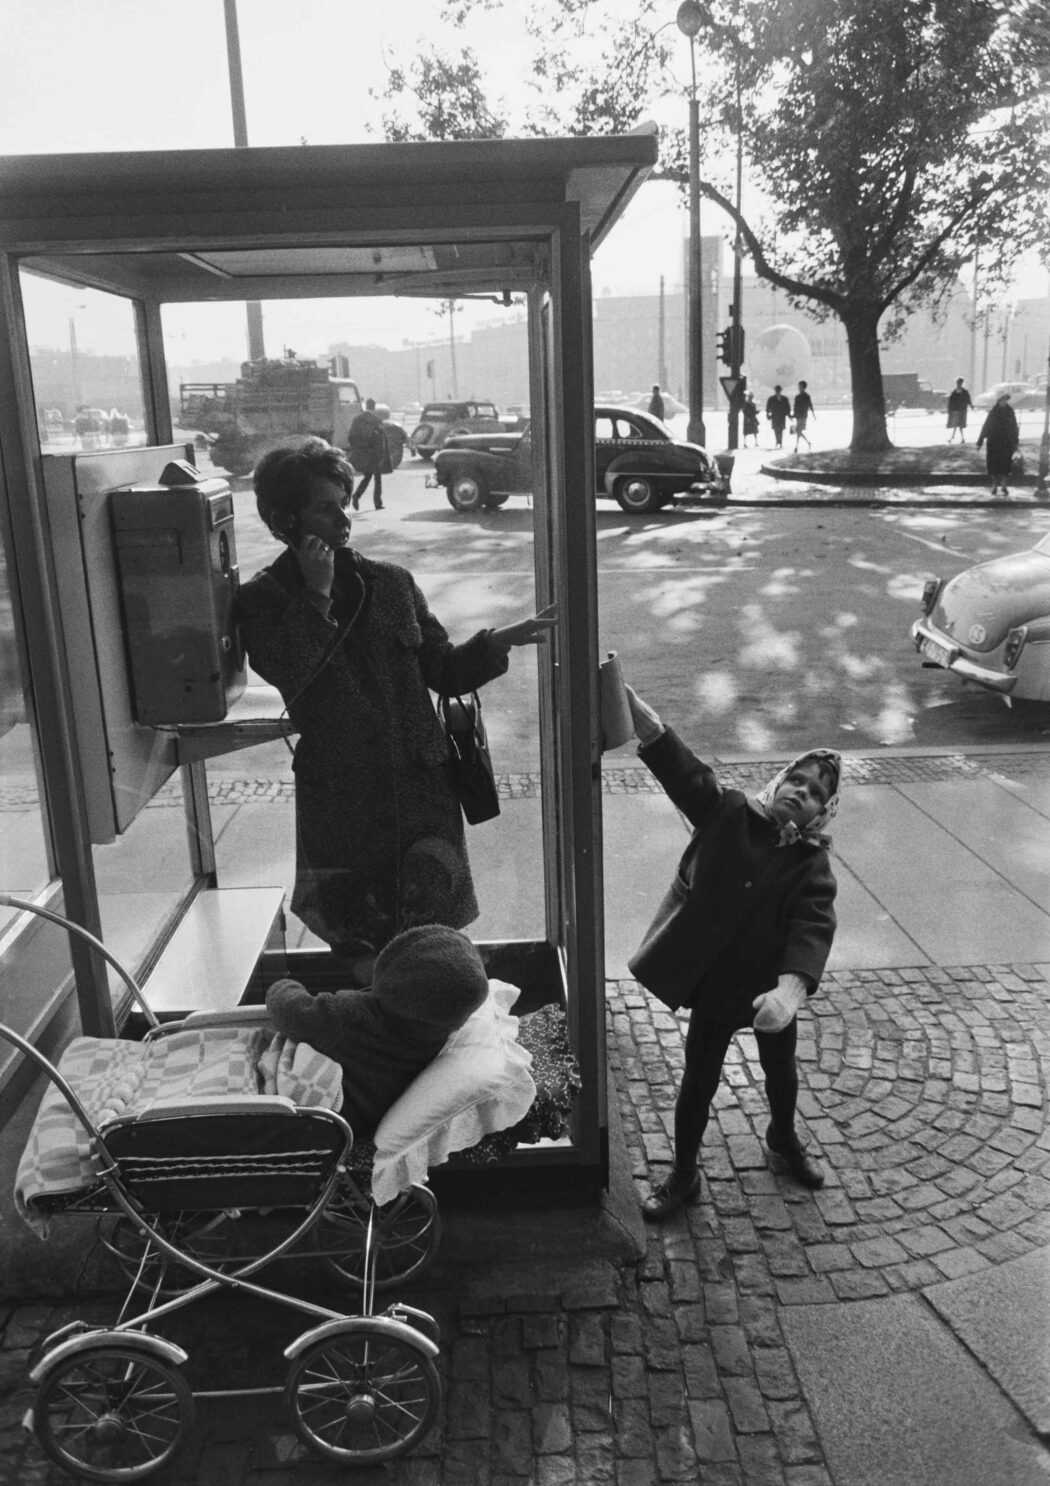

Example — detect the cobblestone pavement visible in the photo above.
[2,957,1048,1483]
[4,747,1048,813]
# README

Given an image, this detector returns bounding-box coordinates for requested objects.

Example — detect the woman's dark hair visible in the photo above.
[253,438,354,538]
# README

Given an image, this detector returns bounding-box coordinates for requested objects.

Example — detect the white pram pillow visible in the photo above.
[370,979,536,1205]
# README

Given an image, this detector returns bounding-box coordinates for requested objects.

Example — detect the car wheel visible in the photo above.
[614,475,663,514]
[410,426,433,458]
[447,473,489,512]
[484,492,510,508]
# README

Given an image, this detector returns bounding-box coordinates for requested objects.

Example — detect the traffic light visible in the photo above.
[716,327,732,366]
[730,323,745,367]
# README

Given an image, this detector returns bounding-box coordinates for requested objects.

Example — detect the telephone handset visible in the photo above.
[273,513,303,546]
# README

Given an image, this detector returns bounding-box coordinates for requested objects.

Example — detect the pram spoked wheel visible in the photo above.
[32,1336,194,1482]
[314,1181,442,1289]
[284,1318,440,1465]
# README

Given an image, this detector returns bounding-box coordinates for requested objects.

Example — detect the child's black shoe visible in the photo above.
[765,1124,825,1188]
[641,1167,701,1222]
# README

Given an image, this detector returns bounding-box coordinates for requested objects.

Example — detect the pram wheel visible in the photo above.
[284,1321,440,1464]
[101,1211,237,1296]
[314,1182,442,1290]
[33,1340,194,1481]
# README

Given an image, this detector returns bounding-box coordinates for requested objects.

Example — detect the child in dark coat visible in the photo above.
[265,924,489,1136]
[624,684,840,1221]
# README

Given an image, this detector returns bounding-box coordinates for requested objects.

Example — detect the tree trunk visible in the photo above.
[843,306,893,453]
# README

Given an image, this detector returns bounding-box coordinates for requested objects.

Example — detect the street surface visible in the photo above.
[224,407,1050,769]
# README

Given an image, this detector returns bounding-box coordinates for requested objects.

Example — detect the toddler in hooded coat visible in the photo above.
[622,683,840,1223]
[265,924,489,1135]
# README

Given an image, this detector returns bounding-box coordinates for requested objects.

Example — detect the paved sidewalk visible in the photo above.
[1,750,1049,1483]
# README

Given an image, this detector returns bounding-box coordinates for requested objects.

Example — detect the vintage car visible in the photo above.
[972,380,1036,409]
[911,532,1050,702]
[429,404,726,514]
[408,400,510,459]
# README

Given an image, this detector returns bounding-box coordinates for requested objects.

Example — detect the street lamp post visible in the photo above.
[677,0,706,448]
[727,46,744,452]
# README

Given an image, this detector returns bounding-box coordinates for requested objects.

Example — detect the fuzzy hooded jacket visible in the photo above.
[235,547,509,953]
[628,729,838,1024]
[265,924,489,1135]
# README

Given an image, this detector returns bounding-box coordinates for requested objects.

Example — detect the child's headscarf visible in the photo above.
[750,749,842,849]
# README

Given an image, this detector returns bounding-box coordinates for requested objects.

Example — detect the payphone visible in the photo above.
[111,460,246,725]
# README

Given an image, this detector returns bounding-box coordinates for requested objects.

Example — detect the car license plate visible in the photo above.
[921,637,953,668]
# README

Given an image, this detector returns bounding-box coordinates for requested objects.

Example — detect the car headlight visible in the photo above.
[1003,626,1028,670]
[920,578,942,615]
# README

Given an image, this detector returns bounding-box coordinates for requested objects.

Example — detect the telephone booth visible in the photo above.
[0,133,657,1200]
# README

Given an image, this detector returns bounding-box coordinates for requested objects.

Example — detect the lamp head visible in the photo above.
[676,0,710,38]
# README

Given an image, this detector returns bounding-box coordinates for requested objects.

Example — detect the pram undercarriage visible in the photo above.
[4,898,580,1481]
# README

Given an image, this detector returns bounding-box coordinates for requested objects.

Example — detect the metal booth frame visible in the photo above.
[0,132,657,1198]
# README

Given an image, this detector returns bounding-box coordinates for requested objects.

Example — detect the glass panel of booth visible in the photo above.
[20,274,147,455]
[0,538,51,934]
[14,271,565,1023]
[178,296,552,979]
[19,273,200,996]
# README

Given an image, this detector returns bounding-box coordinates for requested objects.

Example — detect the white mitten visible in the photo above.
[752,974,808,1033]
[624,684,666,745]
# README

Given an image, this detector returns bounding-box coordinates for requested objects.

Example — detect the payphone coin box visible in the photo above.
[111,460,247,725]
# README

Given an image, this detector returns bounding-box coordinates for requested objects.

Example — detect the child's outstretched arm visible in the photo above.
[623,683,723,827]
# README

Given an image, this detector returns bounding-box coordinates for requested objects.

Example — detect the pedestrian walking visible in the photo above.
[792,381,815,450]
[622,683,839,1222]
[648,383,666,421]
[946,378,972,443]
[347,398,390,510]
[976,392,1020,495]
[765,385,790,448]
[742,392,760,447]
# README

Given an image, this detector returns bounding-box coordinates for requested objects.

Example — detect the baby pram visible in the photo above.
[6,897,578,1480]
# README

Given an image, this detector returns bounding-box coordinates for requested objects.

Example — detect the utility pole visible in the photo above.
[224,0,265,363]
[658,276,668,391]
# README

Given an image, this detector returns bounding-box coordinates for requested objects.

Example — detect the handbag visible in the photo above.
[439,691,501,824]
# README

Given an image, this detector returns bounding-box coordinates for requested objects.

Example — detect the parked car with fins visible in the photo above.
[911,533,1050,703]
[428,404,727,514]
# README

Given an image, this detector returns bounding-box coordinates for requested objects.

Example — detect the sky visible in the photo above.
[3,0,1046,362]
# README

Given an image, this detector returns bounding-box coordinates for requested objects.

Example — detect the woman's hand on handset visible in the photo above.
[296,533,335,597]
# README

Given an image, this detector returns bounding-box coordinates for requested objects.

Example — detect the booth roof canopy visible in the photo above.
[0,132,658,302]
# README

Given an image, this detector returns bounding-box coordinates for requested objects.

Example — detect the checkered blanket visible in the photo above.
[14,1026,344,1237]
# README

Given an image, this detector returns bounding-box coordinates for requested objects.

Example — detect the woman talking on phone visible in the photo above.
[236,439,555,983]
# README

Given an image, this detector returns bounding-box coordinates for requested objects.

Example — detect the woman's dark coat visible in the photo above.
[236,546,507,955]
[628,729,837,1024]
[976,400,1020,479]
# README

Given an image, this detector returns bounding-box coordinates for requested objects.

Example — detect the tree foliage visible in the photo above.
[381,0,1050,449]
[372,48,508,142]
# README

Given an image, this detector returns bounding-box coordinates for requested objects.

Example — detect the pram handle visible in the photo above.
[0,1019,108,1146]
[0,893,159,1029]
